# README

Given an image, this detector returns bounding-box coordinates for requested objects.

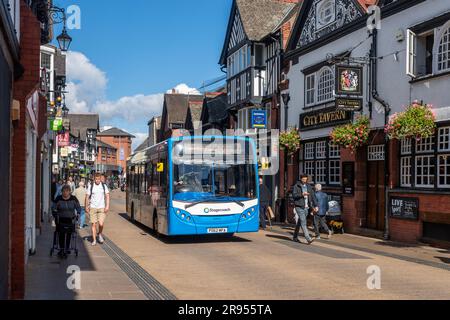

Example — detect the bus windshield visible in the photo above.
[172,139,257,202]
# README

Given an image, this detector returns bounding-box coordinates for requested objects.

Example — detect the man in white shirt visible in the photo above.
[85,173,110,246]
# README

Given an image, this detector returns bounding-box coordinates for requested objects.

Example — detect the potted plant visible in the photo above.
[280,128,301,156]
[385,102,436,141]
[330,115,370,152]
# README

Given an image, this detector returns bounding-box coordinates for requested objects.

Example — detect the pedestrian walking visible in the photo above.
[313,184,333,240]
[53,185,82,256]
[259,177,271,230]
[85,173,110,246]
[67,176,76,193]
[54,179,64,200]
[292,175,318,245]
[73,181,88,229]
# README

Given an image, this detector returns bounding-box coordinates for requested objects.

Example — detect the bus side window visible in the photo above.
[145,163,151,194]
[140,165,146,195]
[152,160,159,193]
[159,152,168,194]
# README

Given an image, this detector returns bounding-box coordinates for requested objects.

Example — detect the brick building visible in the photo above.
[95,140,119,174]
[0,0,52,299]
[282,0,450,244]
[97,128,135,174]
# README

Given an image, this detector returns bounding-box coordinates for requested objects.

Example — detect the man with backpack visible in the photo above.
[85,173,110,246]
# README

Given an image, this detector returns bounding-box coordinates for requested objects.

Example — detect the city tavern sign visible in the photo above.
[300,107,351,131]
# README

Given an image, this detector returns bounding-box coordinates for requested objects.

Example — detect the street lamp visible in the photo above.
[48,5,73,52]
[281,93,291,224]
[56,27,72,52]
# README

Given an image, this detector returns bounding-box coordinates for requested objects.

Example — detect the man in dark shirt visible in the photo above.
[53,185,82,255]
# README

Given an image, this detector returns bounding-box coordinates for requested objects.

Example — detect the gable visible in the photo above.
[297,0,365,48]
[228,11,247,51]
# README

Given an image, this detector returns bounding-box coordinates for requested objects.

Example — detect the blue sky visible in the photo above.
[54,0,232,148]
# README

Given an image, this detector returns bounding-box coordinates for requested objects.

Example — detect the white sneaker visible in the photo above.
[98,234,104,244]
[91,240,97,246]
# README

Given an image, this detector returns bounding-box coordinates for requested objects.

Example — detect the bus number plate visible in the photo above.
[207,228,228,234]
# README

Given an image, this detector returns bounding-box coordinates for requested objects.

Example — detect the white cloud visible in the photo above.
[167,83,201,95]
[65,51,198,129]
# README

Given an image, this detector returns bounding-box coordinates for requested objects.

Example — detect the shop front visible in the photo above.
[387,116,450,244]
[295,107,352,225]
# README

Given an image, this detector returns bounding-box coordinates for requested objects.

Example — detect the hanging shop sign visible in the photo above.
[336,98,363,112]
[26,90,39,130]
[51,118,63,131]
[300,107,351,131]
[58,132,70,147]
[60,147,69,158]
[389,197,419,221]
[251,110,268,129]
[336,65,363,96]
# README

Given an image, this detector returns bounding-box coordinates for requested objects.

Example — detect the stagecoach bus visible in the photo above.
[126,136,260,236]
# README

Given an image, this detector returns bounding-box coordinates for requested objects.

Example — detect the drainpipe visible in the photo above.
[371,28,391,241]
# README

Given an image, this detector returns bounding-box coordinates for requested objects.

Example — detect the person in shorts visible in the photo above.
[85,173,110,246]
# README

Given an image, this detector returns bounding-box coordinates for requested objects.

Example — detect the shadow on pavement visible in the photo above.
[26,218,97,300]
[117,213,252,244]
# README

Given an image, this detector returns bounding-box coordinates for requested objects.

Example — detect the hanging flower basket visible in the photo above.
[385,102,436,141]
[280,128,301,156]
[330,115,370,152]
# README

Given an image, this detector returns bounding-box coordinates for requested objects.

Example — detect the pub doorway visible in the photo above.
[366,146,386,231]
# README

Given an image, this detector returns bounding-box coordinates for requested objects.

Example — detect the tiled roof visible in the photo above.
[164,94,204,124]
[97,127,136,138]
[236,0,298,41]
[67,114,99,141]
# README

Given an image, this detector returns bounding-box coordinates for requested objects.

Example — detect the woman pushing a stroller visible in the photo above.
[52,185,82,258]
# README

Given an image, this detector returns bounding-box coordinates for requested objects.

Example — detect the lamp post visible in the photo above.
[281,93,291,224]
[48,5,73,52]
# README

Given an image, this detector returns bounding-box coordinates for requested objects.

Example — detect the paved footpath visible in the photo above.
[26,190,450,300]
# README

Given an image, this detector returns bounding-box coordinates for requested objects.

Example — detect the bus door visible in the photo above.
[157,151,169,234]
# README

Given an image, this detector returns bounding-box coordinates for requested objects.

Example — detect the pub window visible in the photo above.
[329,160,341,185]
[317,67,334,103]
[416,136,435,153]
[400,157,412,187]
[401,138,412,155]
[329,143,340,158]
[300,139,341,186]
[316,160,327,184]
[305,73,316,106]
[436,21,450,72]
[305,161,315,182]
[415,155,436,188]
[305,142,315,160]
[438,127,450,151]
[438,155,450,188]
[316,141,326,159]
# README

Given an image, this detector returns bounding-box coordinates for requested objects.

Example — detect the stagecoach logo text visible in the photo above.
[204,208,231,214]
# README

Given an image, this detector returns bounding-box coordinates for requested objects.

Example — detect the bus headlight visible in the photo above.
[176,210,181,215]
[247,211,252,217]
[251,208,255,212]
[186,216,191,222]
[181,214,185,219]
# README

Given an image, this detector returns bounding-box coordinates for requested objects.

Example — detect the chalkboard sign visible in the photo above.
[390,197,419,220]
